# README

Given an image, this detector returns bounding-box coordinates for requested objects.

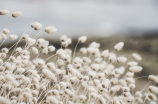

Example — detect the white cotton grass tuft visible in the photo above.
[1,33,7,40]
[0,9,9,15]
[148,75,158,83]
[117,56,127,63]
[3,28,10,34]
[2,48,9,53]
[31,22,43,30]
[78,36,87,43]
[42,69,54,79]
[9,34,18,40]
[48,46,55,52]
[114,42,124,51]
[60,35,67,42]
[30,47,39,54]
[45,26,57,34]
[101,50,109,58]
[0,8,156,104]
[12,11,22,18]
[129,66,143,73]
[132,53,142,61]
[149,86,158,94]
[31,22,40,28]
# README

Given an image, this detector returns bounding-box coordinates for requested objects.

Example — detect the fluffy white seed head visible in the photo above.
[127,61,138,67]
[0,53,6,58]
[42,47,48,55]
[132,53,142,61]
[34,23,43,30]
[47,62,56,70]
[60,35,67,42]
[88,71,96,79]
[48,46,55,52]
[79,95,86,102]
[119,79,127,87]
[2,48,9,53]
[87,47,95,54]
[135,97,143,104]
[91,63,100,71]
[67,67,76,75]
[42,69,54,79]
[126,72,134,77]
[32,90,39,97]
[56,59,65,67]
[146,93,157,101]
[3,28,10,34]
[148,75,158,83]
[40,41,49,49]
[117,56,127,63]
[5,74,15,83]
[123,87,130,92]
[95,58,102,63]
[61,41,69,47]
[9,34,18,40]
[125,77,135,84]
[12,11,22,18]
[31,22,40,28]
[114,42,124,51]
[129,66,143,73]
[46,96,58,104]
[9,56,16,63]
[129,83,135,89]
[45,26,57,34]
[23,92,32,99]
[15,47,22,53]
[101,50,109,58]
[123,92,131,97]
[89,42,100,48]
[16,68,25,74]
[1,33,7,40]
[30,47,38,54]
[108,53,116,63]
[149,86,158,94]
[67,38,72,45]
[80,47,87,54]
[113,68,123,76]
[110,85,120,94]
[110,78,119,85]
[33,58,45,66]
[0,9,9,15]
[78,36,87,43]
[22,50,30,56]
[22,34,29,40]
[82,57,91,64]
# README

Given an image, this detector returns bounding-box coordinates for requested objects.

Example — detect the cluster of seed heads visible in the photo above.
[0,9,158,104]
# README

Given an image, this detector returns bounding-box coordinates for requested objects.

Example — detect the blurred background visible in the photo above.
[0,0,158,88]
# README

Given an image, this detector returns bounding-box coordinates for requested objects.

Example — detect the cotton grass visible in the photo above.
[0,9,157,104]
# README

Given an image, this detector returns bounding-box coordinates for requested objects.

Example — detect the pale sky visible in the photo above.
[0,0,158,38]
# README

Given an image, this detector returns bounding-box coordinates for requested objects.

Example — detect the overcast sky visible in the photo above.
[0,0,158,38]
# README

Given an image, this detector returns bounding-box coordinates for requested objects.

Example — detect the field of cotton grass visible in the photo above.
[0,9,158,104]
